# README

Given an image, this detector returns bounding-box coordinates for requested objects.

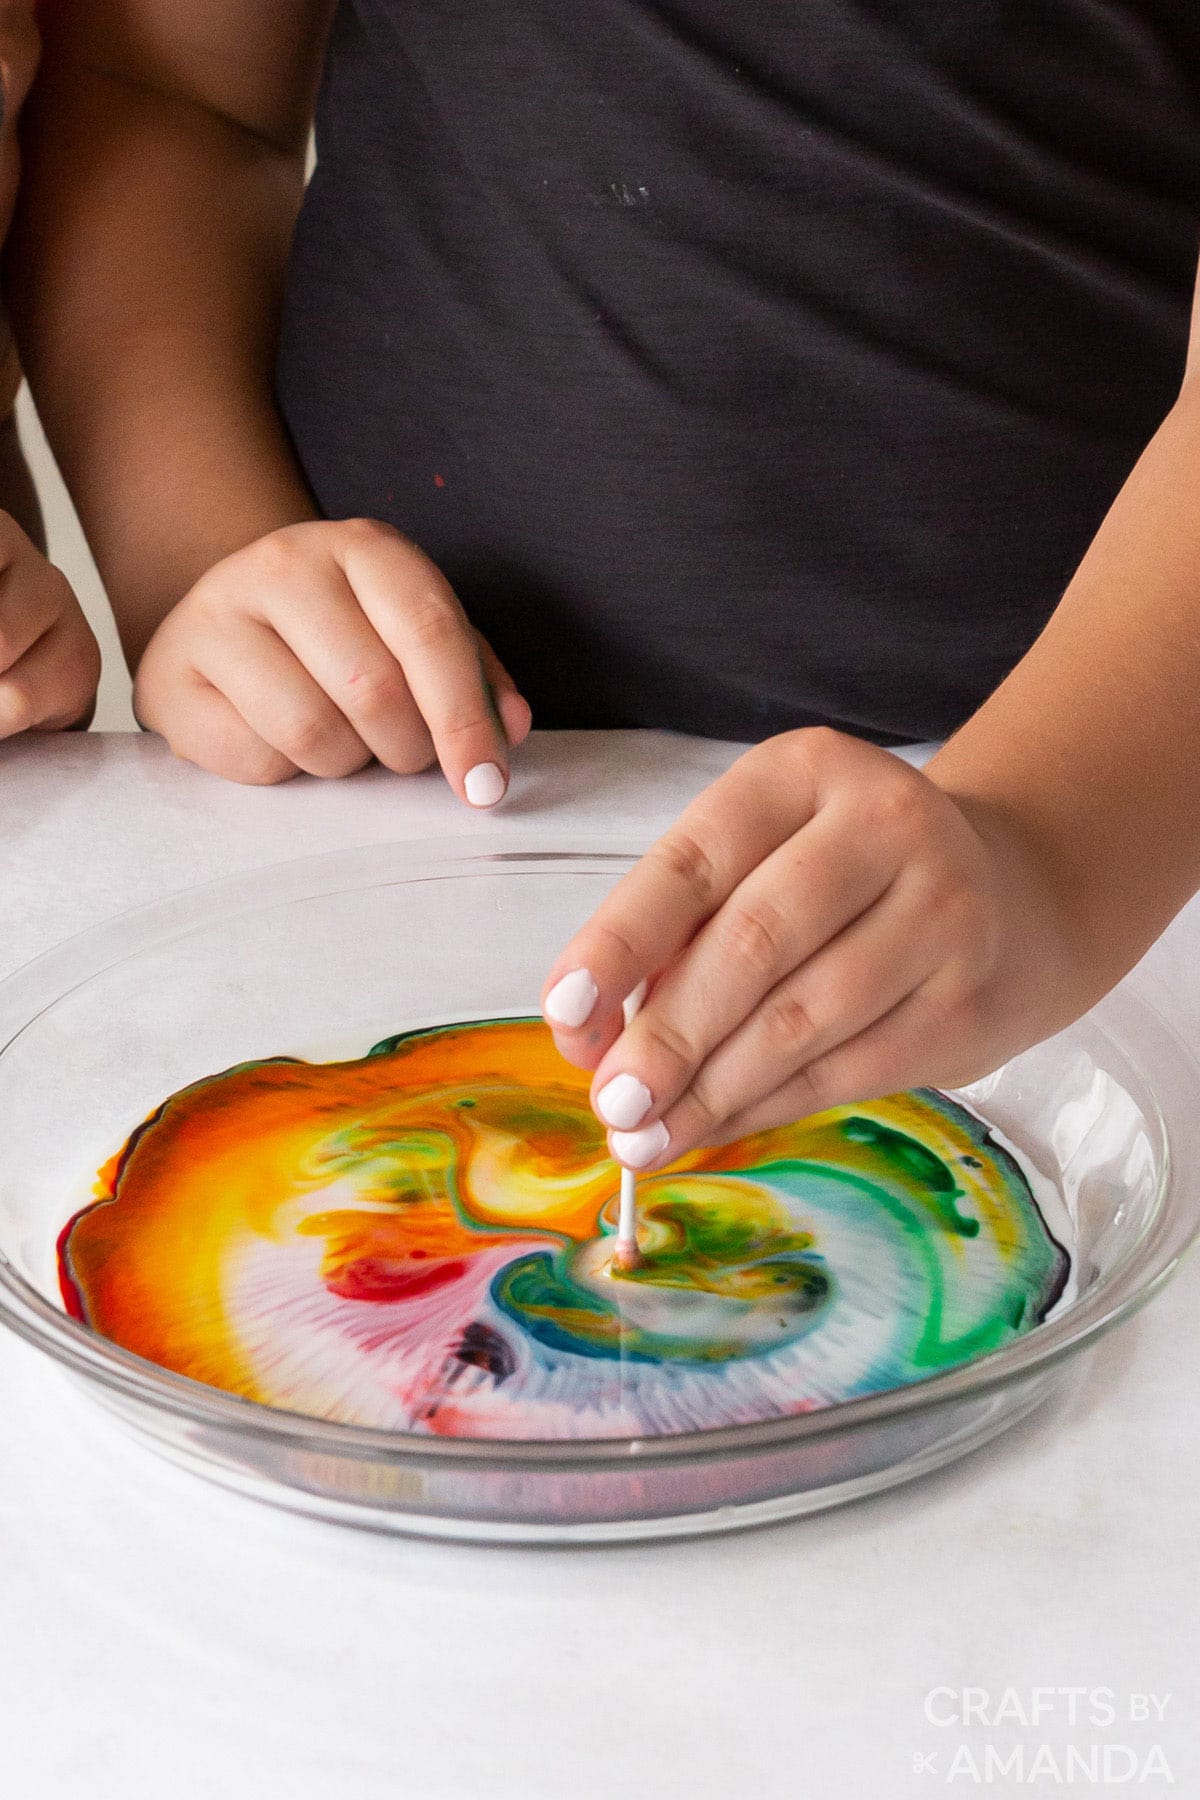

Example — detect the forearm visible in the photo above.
[928,379,1200,993]
[8,50,318,665]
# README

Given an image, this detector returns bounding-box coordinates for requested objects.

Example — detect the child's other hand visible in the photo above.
[134,520,532,798]
[542,728,1084,1167]
[0,511,101,735]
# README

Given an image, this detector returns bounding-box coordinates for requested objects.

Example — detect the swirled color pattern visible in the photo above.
[58,1017,1069,1439]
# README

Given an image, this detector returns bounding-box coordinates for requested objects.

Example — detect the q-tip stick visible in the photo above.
[613,979,648,1272]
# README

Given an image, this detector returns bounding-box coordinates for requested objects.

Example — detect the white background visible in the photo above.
[1,727,1197,1798]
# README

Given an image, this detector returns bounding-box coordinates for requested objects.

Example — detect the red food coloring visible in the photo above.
[56,1217,87,1321]
[326,1255,467,1304]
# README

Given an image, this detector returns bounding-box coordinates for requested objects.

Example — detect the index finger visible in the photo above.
[340,523,518,807]
[541,736,822,1065]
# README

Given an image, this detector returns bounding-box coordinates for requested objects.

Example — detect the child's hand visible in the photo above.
[0,511,101,735]
[134,519,532,797]
[542,728,1084,1167]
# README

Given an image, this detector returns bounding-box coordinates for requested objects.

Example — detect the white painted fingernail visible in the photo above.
[622,979,648,1027]
[464,762,506,807]
[611,1120,671,1169]
[543,968,599,1029]
[596,1073,653,1130]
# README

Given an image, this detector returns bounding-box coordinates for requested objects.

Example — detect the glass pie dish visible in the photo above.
[1,840,1197,1543]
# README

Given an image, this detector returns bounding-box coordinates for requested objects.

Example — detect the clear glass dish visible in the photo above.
[1,839,1197,1543]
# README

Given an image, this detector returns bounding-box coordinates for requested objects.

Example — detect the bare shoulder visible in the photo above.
[0,2,39,210]
[37,0,335,148]
[0,1,39,459]
[0,1,39,104]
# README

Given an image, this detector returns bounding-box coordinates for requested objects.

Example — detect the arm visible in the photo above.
[0,0,99,735]
[925,293,1200,994]
[0,0,42,542]
[9,0,529,790]
[8,0,329,666]
[543,260,1200,1166]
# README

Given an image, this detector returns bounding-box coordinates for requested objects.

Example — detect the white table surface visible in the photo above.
[1,731,1196,1799]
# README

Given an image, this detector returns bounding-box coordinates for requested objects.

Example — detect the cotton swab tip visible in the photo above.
[611,982,648,1272]
[613,1233,642,1273]
[614,1158,642,1271]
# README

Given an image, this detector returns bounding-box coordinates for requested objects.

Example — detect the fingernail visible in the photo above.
[611,1120,671,1169]
[622,979,648,1026]
[464,762,506,807]
[596,1073,653,1130]
[544,968,599,1029]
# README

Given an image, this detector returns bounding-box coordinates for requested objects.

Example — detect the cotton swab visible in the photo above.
[613,979,648,1272]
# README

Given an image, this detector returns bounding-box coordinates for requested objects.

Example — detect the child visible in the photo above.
[0,1,99,736]
[12,1,1200,1159]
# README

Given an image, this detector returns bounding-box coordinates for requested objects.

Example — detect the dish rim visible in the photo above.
[1,834,1196,1470]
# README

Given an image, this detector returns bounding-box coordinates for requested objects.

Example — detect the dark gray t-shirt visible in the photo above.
[277,1,1200,743]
